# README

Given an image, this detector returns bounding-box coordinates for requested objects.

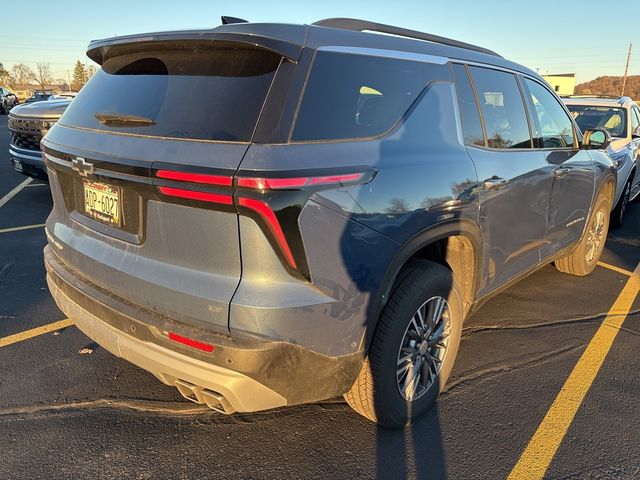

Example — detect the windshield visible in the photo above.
[566,105,628,138]
[59,42,281,142]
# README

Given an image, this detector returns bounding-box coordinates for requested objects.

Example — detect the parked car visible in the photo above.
[24,90,56,103]
[563,96,640,227]
[8,98,71,180]
[0,87,19,114]
[43,17,616,428]
[49,92,78,101]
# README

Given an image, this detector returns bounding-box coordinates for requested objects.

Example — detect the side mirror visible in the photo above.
[632,126,640,139]
[581,129,611,150]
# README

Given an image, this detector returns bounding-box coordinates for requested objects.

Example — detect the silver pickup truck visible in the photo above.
[8,98,71,181]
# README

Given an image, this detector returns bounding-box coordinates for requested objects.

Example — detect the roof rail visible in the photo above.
[312,17,501,57]
[562,94,622,99]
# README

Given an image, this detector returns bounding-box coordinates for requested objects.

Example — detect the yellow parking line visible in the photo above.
[597,261,633,277]
[0,319,73,348]
[0,223,46,234]
[508,261,640,480]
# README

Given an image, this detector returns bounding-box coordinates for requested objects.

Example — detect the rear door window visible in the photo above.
[468,66,532,149]
[292,51,447,141]
[59,42,281,142]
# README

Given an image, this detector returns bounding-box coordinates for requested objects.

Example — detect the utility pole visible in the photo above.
[67,70,71,92]
[621,43,632,96]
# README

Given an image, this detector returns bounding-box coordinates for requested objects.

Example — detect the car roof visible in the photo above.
[87,19,541,81]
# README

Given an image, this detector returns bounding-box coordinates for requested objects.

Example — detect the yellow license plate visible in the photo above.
[83,180,121,226]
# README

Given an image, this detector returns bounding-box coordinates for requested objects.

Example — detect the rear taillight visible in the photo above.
[155,167,374,279]
[157,169,232,186]
[158,186,233,205]
[235,173,364,190]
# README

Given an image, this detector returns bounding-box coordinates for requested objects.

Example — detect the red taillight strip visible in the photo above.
[167,332,215,353]
[237,197,297,269]
[157,169,233,186]
[159,186,233,205]
[236,177,308,189]
[236,172,365,190]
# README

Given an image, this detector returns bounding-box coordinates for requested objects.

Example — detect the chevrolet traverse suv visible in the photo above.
[43,18,616,428]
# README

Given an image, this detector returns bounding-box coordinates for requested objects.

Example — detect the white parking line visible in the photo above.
[24,183,47,188]
[0,223,46,234]
[0,178,32,209]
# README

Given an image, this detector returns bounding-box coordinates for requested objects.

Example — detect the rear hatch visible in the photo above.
[43,39,285,333]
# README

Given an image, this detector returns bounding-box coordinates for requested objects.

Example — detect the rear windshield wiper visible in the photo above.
[95,112,156,127]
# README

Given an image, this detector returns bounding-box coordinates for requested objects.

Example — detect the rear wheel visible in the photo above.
[555,187,612,276]
[344,260,463,428]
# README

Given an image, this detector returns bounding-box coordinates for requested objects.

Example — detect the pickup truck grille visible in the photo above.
[11,131,42,151]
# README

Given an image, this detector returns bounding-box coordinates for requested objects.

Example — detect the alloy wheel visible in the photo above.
[585,209,606,264]
[396,296,451,401]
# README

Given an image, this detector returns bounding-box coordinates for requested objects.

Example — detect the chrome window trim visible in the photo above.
[316,45,448,65]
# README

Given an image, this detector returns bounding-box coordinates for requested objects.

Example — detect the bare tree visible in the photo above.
[55,78,70,92]
[11,63,35,85]
[33,63,53,90]
[0,68,14,88]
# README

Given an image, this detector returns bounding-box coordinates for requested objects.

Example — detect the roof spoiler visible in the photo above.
[87,30,303,65]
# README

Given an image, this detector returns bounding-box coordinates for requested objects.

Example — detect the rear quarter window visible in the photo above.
[292,51,448,141]
[59,42,281,142]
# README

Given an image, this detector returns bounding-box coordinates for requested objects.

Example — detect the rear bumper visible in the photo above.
[44,245,362,412]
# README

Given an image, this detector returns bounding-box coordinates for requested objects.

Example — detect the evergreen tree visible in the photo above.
[71,60,87,92]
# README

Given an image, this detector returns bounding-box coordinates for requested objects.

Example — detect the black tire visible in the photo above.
[555,187,612,276]
[610,176,632,229]
[344,259,463,428]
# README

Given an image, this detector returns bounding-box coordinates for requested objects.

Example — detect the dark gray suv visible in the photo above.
[43,18,616,428]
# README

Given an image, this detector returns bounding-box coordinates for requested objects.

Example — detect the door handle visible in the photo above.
[483,176,508,189]
[553,166,572,177]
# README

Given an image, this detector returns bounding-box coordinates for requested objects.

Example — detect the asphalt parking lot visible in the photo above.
[0,115,638,479]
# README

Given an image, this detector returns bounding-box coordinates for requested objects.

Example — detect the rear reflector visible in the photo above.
[236,172,365,190]
[159,186,233,205]
[237,197,297,268]
[167,332,215,353]
[157,169,233,186]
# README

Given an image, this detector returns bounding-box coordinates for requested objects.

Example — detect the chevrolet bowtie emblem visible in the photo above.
[71,157,94,177]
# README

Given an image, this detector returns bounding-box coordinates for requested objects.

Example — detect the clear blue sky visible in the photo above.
[0,0,637,83]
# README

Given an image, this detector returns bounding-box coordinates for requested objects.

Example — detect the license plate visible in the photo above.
[13,160,23,173]
[83,180,121,227]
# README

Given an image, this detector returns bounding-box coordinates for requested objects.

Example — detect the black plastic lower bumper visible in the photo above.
[44,245,363,408]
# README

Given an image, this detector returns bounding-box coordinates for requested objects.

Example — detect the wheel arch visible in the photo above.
[364,219,483,351]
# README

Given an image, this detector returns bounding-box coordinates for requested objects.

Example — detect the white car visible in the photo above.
[564,95,640,227]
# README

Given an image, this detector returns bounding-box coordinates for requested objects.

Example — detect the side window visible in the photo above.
[468,66,532,149]
[452,64,485,147]
[632,106,640,132]
[292,52,448,141]
[525,79,575,148]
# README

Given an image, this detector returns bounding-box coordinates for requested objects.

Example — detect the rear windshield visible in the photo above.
[59,42,281,142]
[292,51,441,141]
[566,105,628,138]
